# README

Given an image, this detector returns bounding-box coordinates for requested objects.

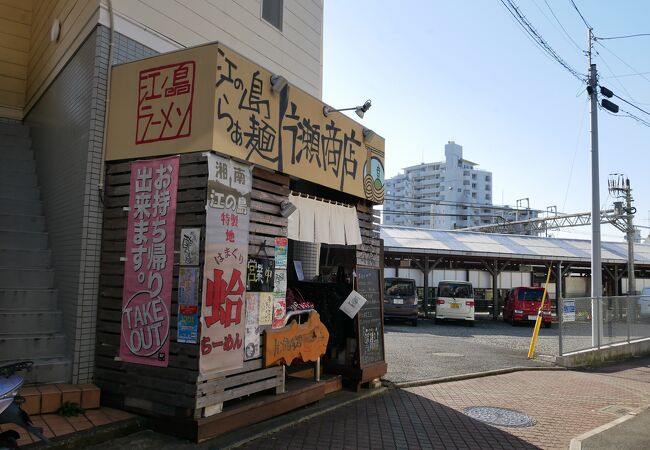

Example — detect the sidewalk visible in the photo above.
[235,356,650,449]
[45,356,650,449]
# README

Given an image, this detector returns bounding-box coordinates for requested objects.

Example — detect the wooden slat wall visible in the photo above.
[356,201,381,268]
[96,152,208,418]
[97,155,291,418]
[248,167,289,257]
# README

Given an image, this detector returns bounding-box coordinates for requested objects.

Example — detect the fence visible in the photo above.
[558,296,650,356]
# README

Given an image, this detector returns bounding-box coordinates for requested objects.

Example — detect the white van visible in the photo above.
[435,280,475,326]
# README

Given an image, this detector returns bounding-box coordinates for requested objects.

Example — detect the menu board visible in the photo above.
[356,267,385,368]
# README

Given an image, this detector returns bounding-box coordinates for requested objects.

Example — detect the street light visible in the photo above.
[323,99,372,119]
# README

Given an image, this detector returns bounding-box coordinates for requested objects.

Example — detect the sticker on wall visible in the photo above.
[180,228,200,266]
[272,293,286,329]
[273,269,287,294]
[244,293,261,360]
[177,267,200,343]
[258,292,274,326]
[274,237,288,269]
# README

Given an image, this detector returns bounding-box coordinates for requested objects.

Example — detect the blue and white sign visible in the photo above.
[562,299,576,322]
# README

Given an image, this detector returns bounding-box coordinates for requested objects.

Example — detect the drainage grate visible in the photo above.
[464,406,537,427]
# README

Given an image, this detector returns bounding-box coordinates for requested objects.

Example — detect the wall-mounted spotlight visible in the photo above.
[323,99,372,119]
[270,74,288,93]
[362,127,376,142]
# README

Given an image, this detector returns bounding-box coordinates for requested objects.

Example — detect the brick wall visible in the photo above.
[25,25,157,383]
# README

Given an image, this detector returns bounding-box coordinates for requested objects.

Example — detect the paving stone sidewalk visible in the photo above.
[239,356,650,449]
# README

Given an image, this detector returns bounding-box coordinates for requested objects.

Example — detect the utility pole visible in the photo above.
[609,176,636,295]
[587,28,602,347]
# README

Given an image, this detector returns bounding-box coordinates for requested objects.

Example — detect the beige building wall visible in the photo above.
[1,0,323,119]
[100,0,323,98]
[0,0,32,119]
[27,0,100,113]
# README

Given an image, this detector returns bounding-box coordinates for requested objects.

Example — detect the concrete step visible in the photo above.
[0,122,30,137]
[0,249,52,269]
[0,289,58,310]
[0,268,54,289]
[0,333,66,360]
[0,158,36,173]
[0,310,62,334]
[0,197,42,216]
[2,357,72,384]
[0,185,40,202]
[0,134,31,148]
[0,230,48,251]
[0,170,37,187]
[0,146,34,161]
[0,214,45,233]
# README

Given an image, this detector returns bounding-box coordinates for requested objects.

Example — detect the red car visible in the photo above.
[503,287,552,328]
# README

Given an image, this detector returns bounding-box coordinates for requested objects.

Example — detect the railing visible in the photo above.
[558,296,650,356]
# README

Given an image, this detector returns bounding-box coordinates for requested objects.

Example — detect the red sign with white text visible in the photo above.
[120,155,180,366]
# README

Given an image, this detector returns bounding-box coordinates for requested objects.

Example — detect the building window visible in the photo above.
[262,0,283,31]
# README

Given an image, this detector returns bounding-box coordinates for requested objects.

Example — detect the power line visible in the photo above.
[542,0,584,52]
[498,0,586,81]
[612,93,650,118]
[568,0,591,29]
[595,40,650,86]
[596,33,650,41]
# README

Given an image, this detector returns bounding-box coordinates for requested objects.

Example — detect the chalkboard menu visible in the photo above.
[356,267,385,368]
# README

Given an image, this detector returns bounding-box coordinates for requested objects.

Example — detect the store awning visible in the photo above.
[287,194,362,245]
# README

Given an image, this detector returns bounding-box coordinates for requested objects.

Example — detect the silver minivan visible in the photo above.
[435,280,475,326]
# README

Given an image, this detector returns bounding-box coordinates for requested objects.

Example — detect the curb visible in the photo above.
[568,405,650,450]
[389,366,567,389]
[23,416,146,450]
[220,387,388,449]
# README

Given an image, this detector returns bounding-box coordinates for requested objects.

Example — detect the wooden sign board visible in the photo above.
[263,311,329,367]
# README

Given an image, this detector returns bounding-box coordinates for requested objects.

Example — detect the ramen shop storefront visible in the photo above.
[97,42,386,441]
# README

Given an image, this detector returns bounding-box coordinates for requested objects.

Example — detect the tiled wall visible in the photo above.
[25,25,157,383]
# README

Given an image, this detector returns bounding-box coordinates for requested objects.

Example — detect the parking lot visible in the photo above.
[383,314,558,383]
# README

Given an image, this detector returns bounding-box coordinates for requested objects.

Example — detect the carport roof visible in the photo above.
[380,225,650,265]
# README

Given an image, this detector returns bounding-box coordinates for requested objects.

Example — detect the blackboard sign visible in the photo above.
[356,267,385,368]
[246,257,275,292]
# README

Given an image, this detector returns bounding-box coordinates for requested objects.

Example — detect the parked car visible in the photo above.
[639,287,650,318]
[435,281,474,326]
[503,287,552,327]
[384,278,419,326]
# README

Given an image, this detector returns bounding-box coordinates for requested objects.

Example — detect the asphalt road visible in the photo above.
[383,315,557,383]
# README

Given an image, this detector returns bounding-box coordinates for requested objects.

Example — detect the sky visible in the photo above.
[321,0,650,242]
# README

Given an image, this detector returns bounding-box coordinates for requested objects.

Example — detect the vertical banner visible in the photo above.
[120,155,179,367]
[177,267,200,343]
[200,154,251,375]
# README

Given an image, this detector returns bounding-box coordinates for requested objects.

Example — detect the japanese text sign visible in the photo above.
[106,43,385,204]
[199,153,252,375]
[120,155,179,366]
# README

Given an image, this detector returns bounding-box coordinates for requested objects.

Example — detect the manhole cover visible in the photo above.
[464,406,536,427]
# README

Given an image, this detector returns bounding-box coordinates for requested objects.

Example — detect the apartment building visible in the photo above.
[384,141,537,230]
